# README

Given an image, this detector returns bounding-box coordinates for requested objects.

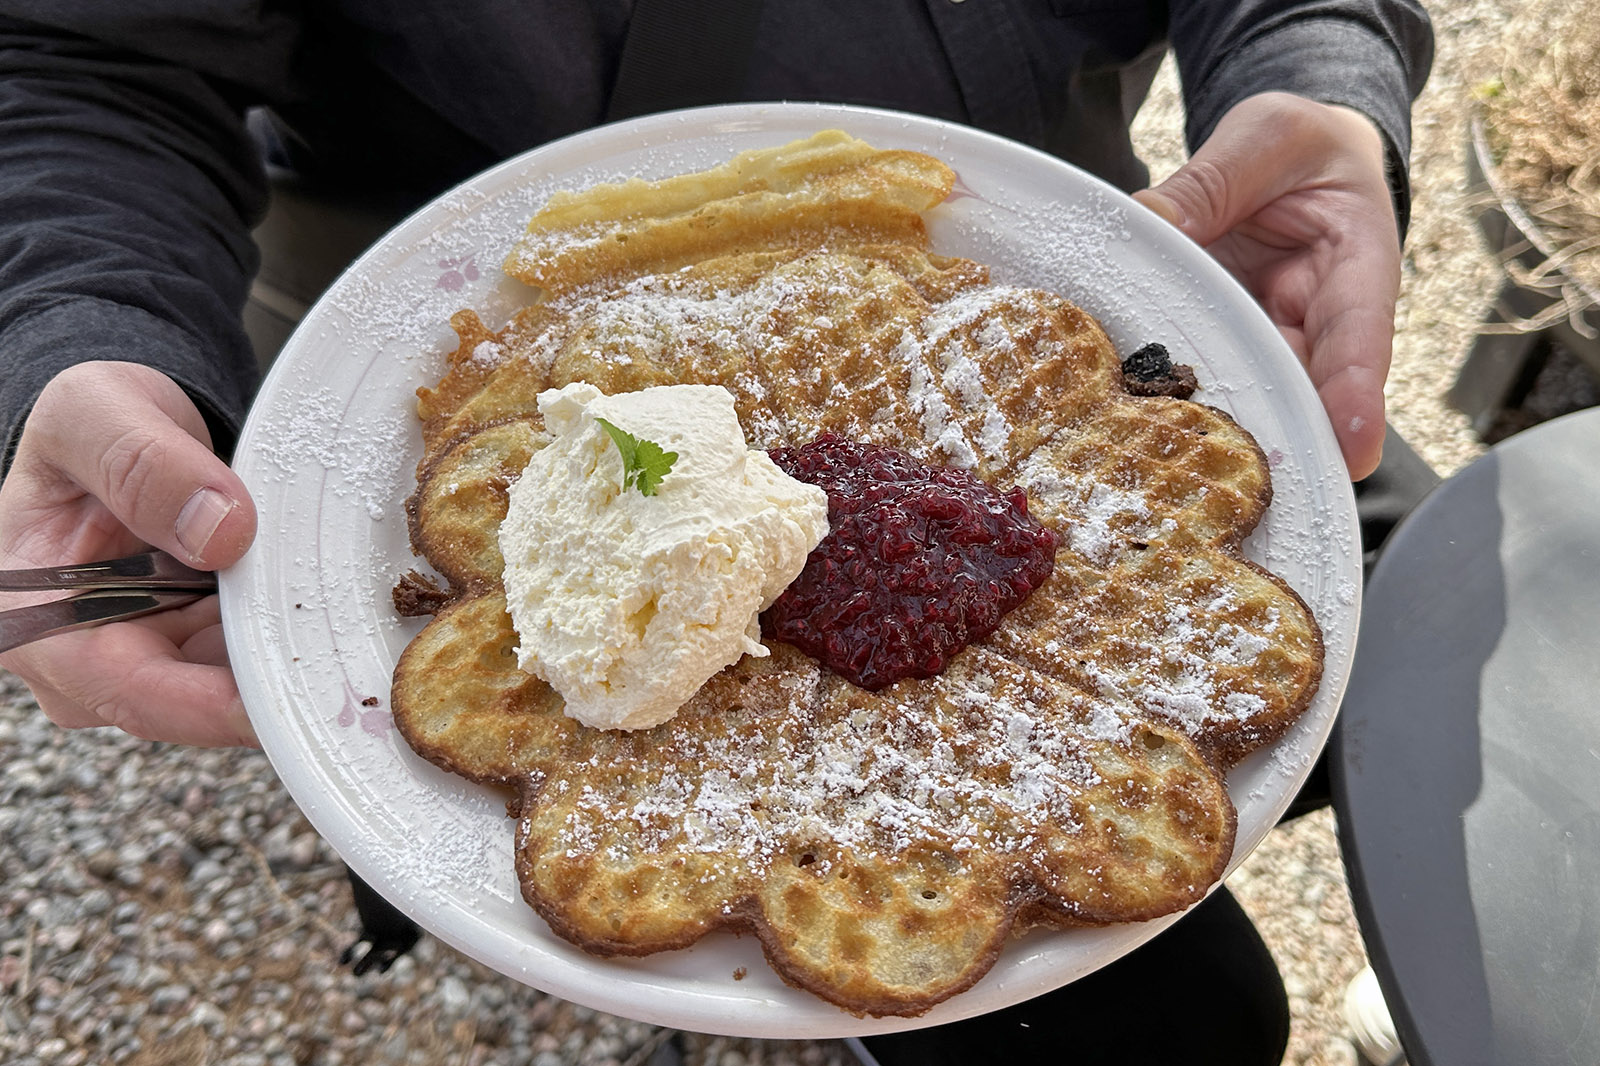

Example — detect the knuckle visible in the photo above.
[28,376,79,444]
[1274,95,1342,152]
[14,637,167,740]
[97,427,174,509]
[1178,157,1232,219]
[35,362,109,419]
[0,649,101,730]
[30,361,152,446]
[86,686,155,741]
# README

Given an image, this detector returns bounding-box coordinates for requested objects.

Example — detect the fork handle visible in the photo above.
[0,551,216,592]
[0,591,205,655]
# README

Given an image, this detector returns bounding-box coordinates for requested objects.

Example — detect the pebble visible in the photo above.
[437,975,471,1013]
[151,984,192,1013]
[79,889,113,916]
[0,955,22,990]
[289,832,320,869]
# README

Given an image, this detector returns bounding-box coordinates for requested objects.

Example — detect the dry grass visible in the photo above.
[1482,0,1600,306]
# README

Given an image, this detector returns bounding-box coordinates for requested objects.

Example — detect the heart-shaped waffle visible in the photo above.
[390,133,1322,1016]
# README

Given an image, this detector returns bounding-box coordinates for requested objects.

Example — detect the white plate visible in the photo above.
[221,103,1361,1039]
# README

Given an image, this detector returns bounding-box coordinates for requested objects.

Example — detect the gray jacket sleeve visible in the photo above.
[0,13,282,475]
[1169,0,1434,235]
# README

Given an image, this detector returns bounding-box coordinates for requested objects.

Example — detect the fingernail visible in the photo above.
[176,487,236,560]
[1139,190,1187,229]
[227,696,261,749]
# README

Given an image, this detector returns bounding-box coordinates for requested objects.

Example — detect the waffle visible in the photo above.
[390,132,1324,1016]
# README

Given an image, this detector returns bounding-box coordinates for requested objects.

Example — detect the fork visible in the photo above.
[0,551,218,655]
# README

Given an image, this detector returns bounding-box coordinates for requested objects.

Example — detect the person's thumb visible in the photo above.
[1132,93,1318,247]
[29,362,257,569]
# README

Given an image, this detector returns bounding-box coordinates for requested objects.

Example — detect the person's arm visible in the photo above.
[0,13,286,745]
[0,13,279,465]
[1133,1,1432,479]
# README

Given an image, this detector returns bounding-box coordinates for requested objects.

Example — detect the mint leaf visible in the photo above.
[596,417,678,496]
[595,417,637,469]
[630,438,678,496]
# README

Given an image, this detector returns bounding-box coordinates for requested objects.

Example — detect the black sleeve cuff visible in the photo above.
[1178,16,1430,240]
[0,298,255,480]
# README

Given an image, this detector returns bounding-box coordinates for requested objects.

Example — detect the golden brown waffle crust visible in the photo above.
[389,131,1324,1017]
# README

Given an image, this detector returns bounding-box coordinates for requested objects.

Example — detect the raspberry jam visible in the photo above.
[763,435,1057,690]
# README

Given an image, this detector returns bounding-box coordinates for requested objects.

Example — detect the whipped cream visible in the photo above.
[499,383,829,730]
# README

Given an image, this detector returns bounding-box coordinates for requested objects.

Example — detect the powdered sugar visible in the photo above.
[1019,459,1155,567]
[537,662,1133,874]
[251,388,409,523]
[904,353,980,468]
[471,339,506,368]
[894,287,1030,468]
[1067,586,1286,740]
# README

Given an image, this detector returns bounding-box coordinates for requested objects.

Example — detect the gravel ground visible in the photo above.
[0,4,1538,1063]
